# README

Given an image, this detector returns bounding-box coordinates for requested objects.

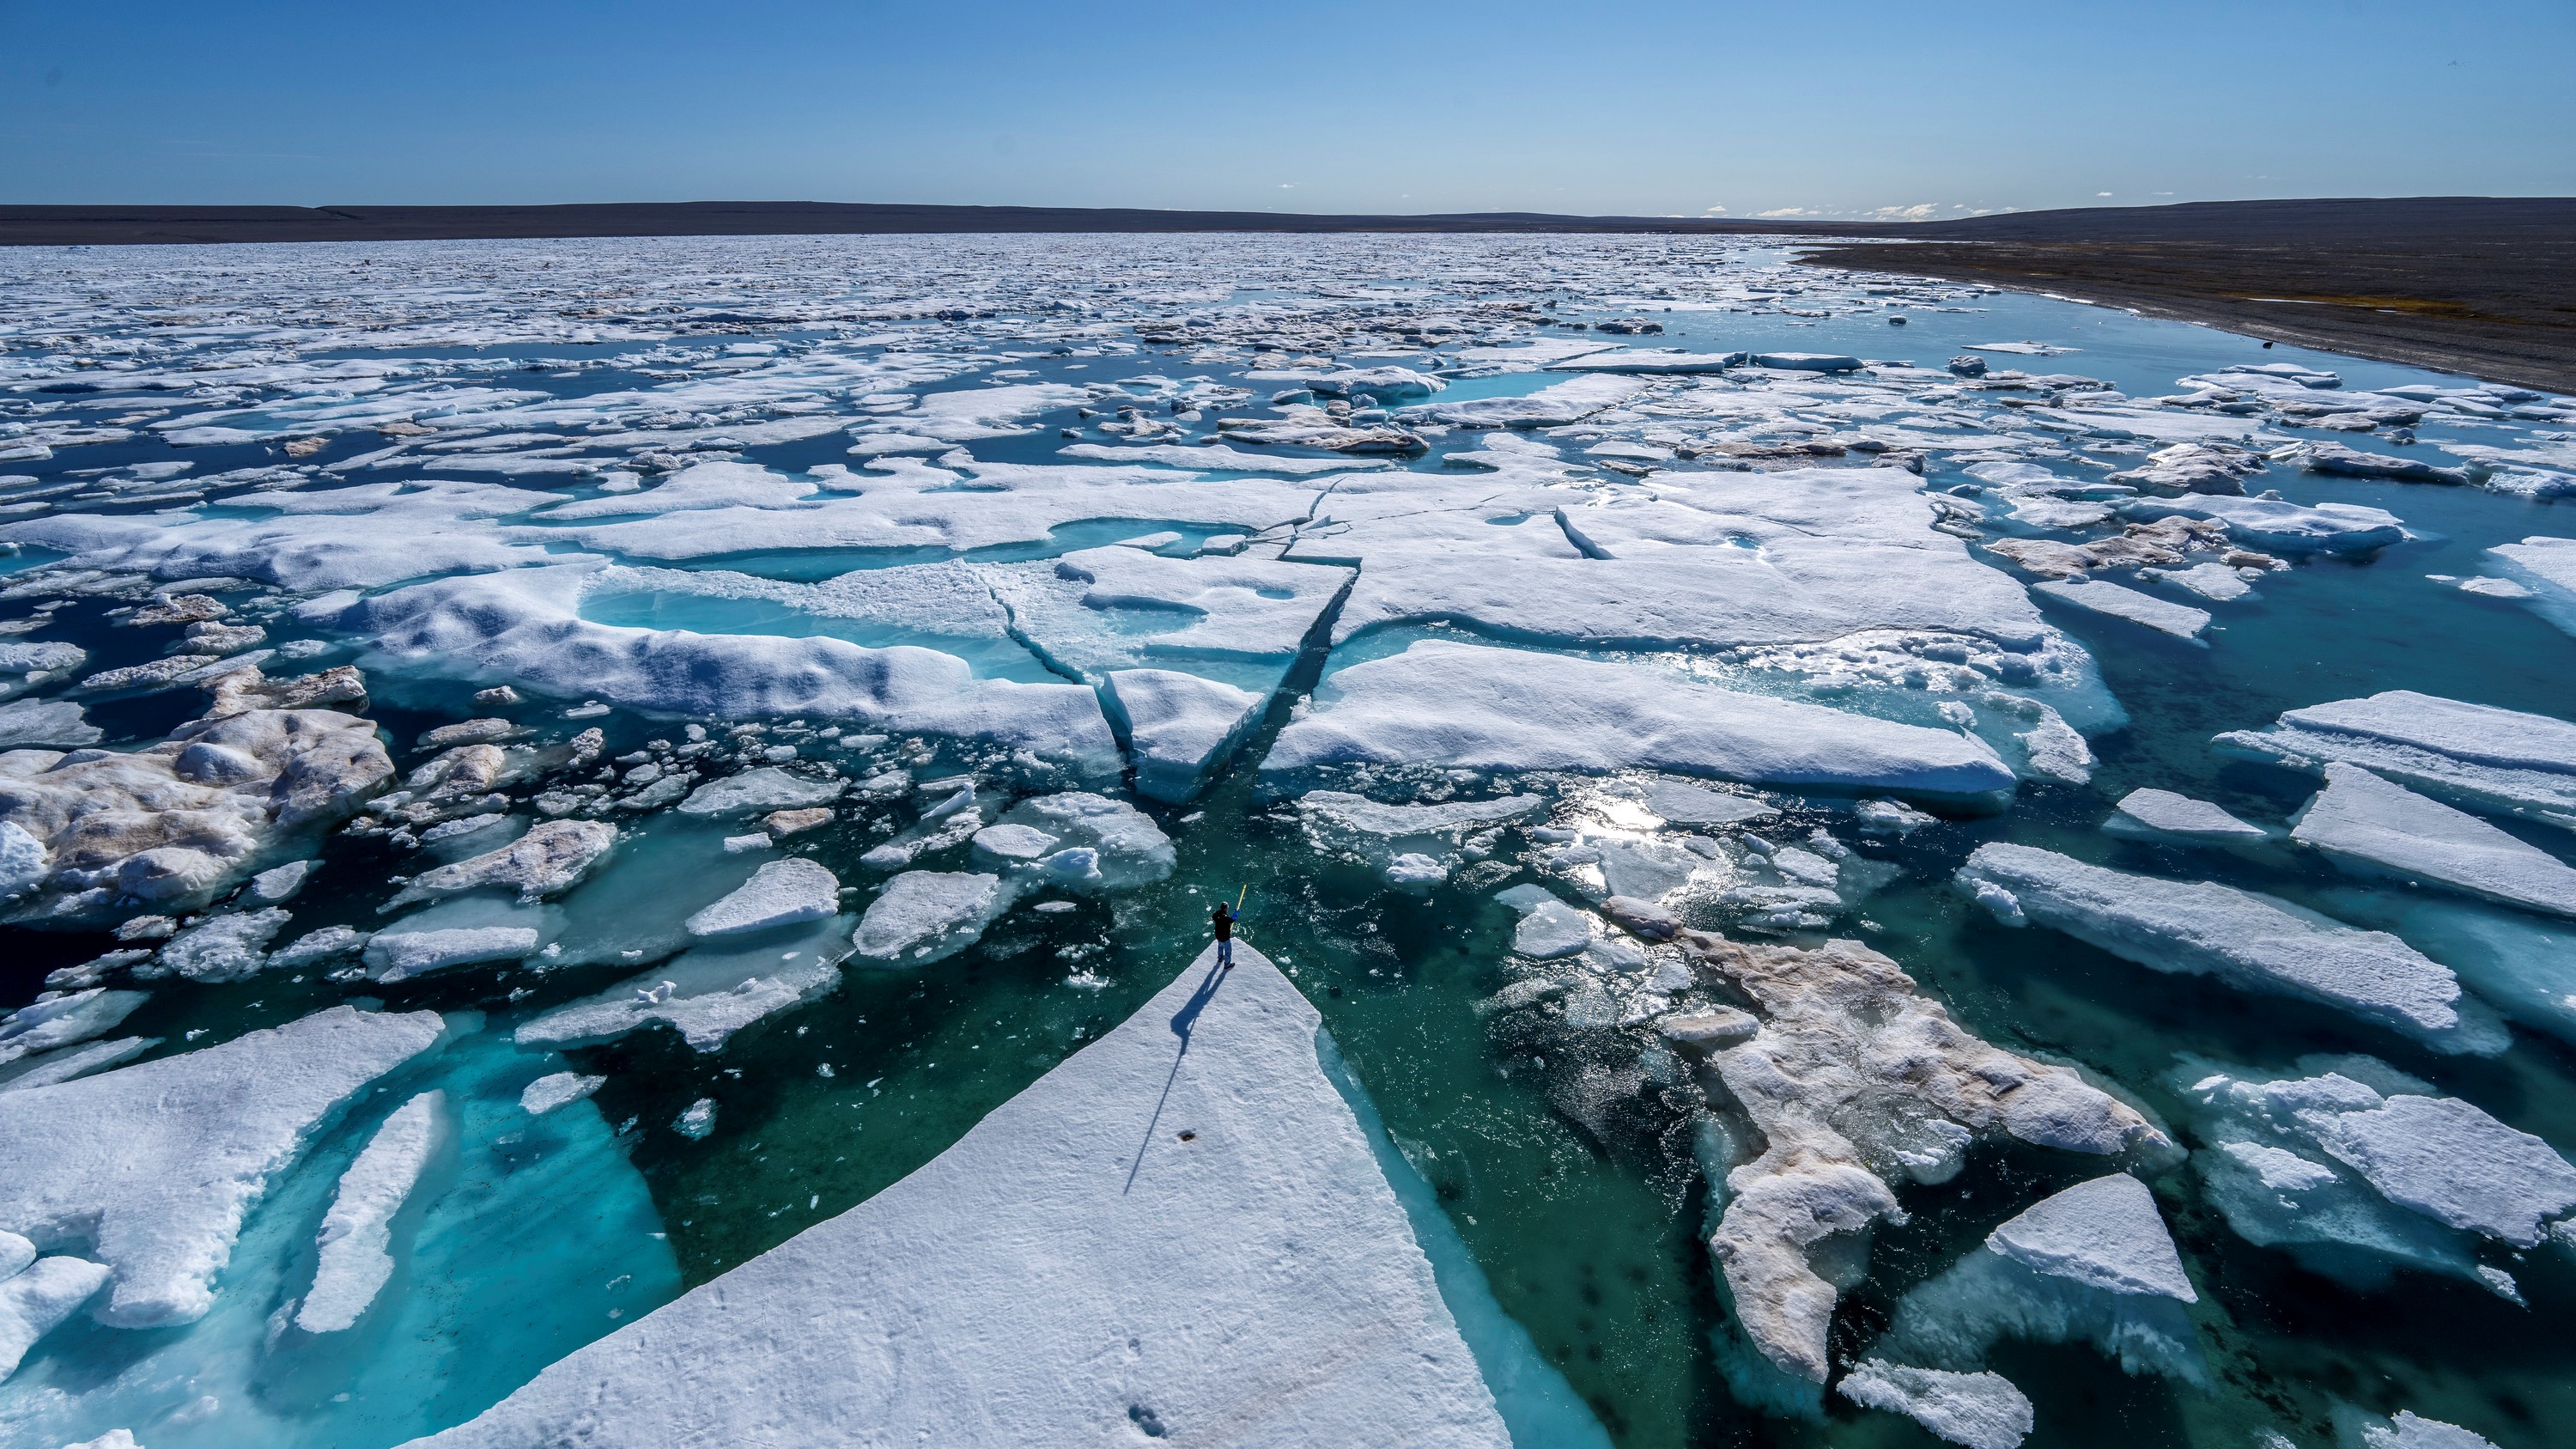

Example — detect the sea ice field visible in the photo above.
[2,231,2574,1449]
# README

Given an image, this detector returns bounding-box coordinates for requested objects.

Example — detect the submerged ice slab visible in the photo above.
[519,915,852,1052]
[408,945,1512,1449]
[1267,641,2015,799]
[1838,1361,2032,1449]
[2292,764,2576,917]
[2176,1056,2576,1294]
[0,1006,447,1326]
[296,1090,446,1334]
[1957,844,2488,1051]
[2219,691,2576,830]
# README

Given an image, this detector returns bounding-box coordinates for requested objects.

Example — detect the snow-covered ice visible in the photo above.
[406,945,1514,1449]
[1956,843,2492,1050]
[0,1006,447,1326]
[2292,763,2576,916]
[1268,640,2017,799]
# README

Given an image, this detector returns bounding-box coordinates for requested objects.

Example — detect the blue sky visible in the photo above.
[3,0,2569,215]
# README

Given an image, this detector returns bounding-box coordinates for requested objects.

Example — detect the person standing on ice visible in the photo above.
[1211,902,1235,970]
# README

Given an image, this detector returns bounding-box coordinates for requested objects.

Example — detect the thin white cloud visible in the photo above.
[1754,206,1820,218]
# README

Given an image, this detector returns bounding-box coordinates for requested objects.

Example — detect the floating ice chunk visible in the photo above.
[246,858,313,902]
[2216,690,2576,828]
[2358,1411,2500,1449]
[673,1098,717,1140]
[1103,668,1263,803]
[1267,642,2016,800]
[1495,884,1593,959]
[2119,495,2405,554]
[357,567,1117,774]
[1984,1174,2195,1300]
[403,819,616,904]
[519,1071,605,1116]
[408,944,1513,1449]
[148,909,291,983]
[58,1432,143,1449]
[2292,763,2576,916]
[2300,441,2473,486]
[2144,561,2256,601]
[0,988,147,1065]
[2488,536,2576,637]
[296,1090,446,1333]
[2175,1056,2576,1292]
[535,460,817,520]
[1300,790,1545,882]
[518,915,851,1052]
[989,792,1174,890]
[969,822,1058,862]
[364,926,540,980]
[677,767,844,817]
[1856,800,1935,835]
[1837,1361,2032,1449]
[853,871,1009,965]
[2315,1093,2576,1247]
[1956,843,2488,1051]
[684,858,841,936]
[2106,788,2266,841]
[0,697,100,749]
[270,923,367,970]
[1384,853,1448,886]
[1873,1209,2203,1385]
[0,1252,112,1382]
[2032,579,2210,640]
[1675,933,2168,1384]
[0,1004,446,1326]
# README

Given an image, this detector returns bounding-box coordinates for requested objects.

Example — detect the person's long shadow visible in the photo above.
[1123,953,1230,1196]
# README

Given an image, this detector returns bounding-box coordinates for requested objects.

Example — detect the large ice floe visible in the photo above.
[1954,843,2501,1053]
[2,229,2573,1446]
[1267,640,2016,800]
[410,946,1525,1447]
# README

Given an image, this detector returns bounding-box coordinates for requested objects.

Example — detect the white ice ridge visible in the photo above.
[1955,843,2493,1052]
[2215,690,2576,829]
[407,945,1513,1449]
[1266,640,2017,799]
[2292,763,2576,918]
[348,563,1121,773]
[1837,1361,2033,1449]
[0,1005,447,1327]
[297,1090,446,1334]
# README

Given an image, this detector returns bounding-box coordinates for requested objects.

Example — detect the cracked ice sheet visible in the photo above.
[345,563,1121,773]
[1312,463,2059,654]
[1266,638,2016,801]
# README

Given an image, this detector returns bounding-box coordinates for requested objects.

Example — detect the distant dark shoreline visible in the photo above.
[7,196,2568,393]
